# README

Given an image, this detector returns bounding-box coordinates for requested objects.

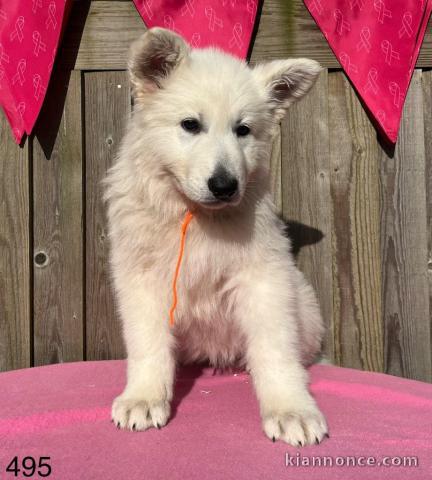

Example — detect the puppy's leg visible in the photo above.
[294,268,325,366]
[237,263,328,446]
[111,271,174,432]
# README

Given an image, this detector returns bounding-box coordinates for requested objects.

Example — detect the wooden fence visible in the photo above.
[0,0,431,382]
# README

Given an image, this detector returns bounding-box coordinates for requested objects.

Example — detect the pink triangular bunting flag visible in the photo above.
[133,0,259,59]
[0,0,71,144]
[304,0,432,143]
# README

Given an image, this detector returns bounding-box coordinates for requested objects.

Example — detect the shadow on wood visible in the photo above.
[246,0,265,62]
[281,219,324,259]
[33,1,90,158]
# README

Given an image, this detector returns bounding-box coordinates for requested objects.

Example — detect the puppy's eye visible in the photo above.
[236,124,251,137]
[181,118,201,134]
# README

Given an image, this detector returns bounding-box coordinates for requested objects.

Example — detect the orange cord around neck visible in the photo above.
[169,210,194,327]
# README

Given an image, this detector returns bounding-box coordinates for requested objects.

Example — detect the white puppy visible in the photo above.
[105,27,328,446]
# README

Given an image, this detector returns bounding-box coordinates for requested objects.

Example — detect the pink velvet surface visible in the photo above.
[1,361,431,479]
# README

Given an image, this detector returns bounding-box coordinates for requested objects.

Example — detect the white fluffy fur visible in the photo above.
[105,28,328,446]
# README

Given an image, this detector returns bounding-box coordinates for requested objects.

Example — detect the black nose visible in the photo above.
[208,168,238,201]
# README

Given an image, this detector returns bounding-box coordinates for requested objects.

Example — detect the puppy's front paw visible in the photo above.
[262,397,328,447]
[112,394,170,431]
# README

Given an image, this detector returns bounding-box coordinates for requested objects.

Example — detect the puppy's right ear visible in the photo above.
[128,28,189,98]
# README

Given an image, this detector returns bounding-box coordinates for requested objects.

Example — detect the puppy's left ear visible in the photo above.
[253,59,322,121]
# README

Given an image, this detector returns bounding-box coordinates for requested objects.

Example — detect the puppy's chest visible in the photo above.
[176,224,245,320]
[184,220,249,278]
[142,215,248,319]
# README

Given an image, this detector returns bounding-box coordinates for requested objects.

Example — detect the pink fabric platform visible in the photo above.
[1,361,431,479]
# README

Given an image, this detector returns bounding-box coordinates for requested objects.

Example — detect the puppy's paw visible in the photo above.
[262,400,328,447]
[112,394,170,432]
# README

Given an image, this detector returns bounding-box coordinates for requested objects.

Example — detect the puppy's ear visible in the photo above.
[128,27,189,97]
[253,59,321,121]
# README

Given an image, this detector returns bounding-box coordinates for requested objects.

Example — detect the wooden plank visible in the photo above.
[32,71,84,366]
[328,72,383,372]
[422,71,432,364]
[380,71,431,382]
[0,119,30,371]
[84,71,129,360]
[280,71,334,361]
[269,126,282,213]
[62,1,432,70]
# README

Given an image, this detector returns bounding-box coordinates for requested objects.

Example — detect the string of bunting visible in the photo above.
[0,1,430,145]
